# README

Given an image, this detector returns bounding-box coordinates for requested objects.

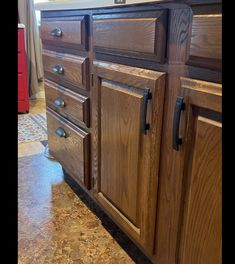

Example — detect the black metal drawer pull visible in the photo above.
[53,97,65,108]
[50,27,62,37]
[55,127,66,138]
[52,64,64,74]
[172,96,185,151]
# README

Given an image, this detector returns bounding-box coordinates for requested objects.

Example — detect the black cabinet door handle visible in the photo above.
[55,127,66,138]
[53,97,65,108]
[52,64,64,74]
[172,96,185,151]
[50,27,62,37]
[142,89,151,134]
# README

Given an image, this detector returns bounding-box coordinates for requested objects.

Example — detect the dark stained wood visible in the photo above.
[40,2,222,263]
[41,16,88,51]
[44,79,90,127]
[93,11,167,62]
[167,8,191,64]
[92,60,165,254]
[178,77,222,264]
[180,77,222,112]
[187,14,222,70]
[47,108,90,189]
[153,74,186,264]
[95,54,222,84]
[93,60,165,89]
[42,50,89,92]
[100,80,144,226]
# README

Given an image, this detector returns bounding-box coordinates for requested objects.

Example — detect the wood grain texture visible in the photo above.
[94,18,157,53]
[179,117,221,264]
[178,77,222,264]
[39,3,222,263]
[93,60,164,89]
[41,16,88,51]
[188,14,222,70]
[93,11,167,62]
[44,79,90,127]
[180,77,222,112]
[42,50,89,92]
[92,61,165,254]
[167,8,191,63]
[100,80,143,226]
[47,108,90,189]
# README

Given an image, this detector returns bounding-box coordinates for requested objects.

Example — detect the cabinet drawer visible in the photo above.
[43,50,89,92]
[47,108,90,189]
[93,10,167,62]
[45,79,90,127]
[187,13,222,70]
[41,16,88,51]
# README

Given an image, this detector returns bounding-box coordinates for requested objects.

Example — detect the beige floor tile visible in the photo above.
[18,153,150,264]
[29,98,46,114]
[18,141,45,158]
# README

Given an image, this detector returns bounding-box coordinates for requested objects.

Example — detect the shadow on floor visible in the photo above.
[64,170,153,264]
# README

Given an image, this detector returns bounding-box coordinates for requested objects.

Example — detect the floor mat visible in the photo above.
[18,113,47,143]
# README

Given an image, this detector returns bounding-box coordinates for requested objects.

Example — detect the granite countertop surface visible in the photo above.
[34,0,172,11]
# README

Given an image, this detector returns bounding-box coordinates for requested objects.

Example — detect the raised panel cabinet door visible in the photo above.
[176,78,222,264]
[92,61,165,253]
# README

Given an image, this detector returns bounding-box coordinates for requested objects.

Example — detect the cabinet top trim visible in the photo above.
[35,0,172,11]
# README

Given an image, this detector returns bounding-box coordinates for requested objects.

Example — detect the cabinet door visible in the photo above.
[92,61,165,253]
[176,78,222,264]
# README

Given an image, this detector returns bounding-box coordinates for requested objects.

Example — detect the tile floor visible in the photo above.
[18,99,152,264]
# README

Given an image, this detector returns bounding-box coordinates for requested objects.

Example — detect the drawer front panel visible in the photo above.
[93,11,167,62]
[41,16,88,51]
[45,79,90,127]
[43,50,89,92]
[47,108,90,188]
[188,14,222,70]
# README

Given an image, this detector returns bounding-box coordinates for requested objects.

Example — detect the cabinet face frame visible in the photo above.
[177,77,222,264]
[91,60,165,253]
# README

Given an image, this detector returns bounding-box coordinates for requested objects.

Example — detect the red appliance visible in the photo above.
[18,24,29,113]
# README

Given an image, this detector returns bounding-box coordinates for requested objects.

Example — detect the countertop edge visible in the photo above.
[34,0,172,11]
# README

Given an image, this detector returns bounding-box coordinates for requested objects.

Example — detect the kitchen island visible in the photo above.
[36,0,222,263]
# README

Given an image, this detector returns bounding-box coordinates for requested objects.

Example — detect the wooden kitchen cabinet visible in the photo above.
[39,1,222,263]
[176,78,222,264]
[92,60,165,253]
